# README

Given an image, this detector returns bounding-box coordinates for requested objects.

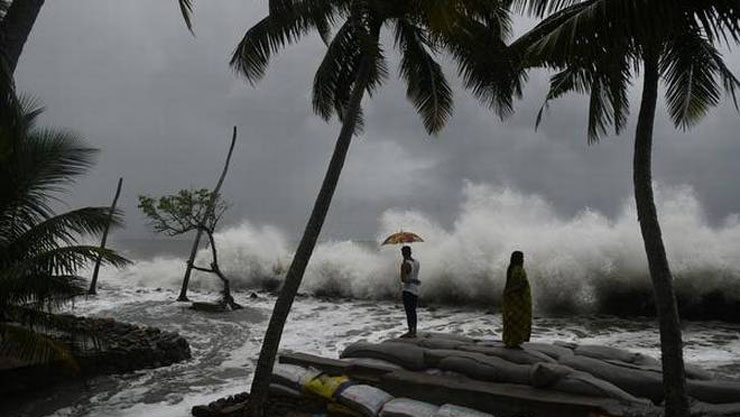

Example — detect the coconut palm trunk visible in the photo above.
[245,61,371,417]
[88,177,123,295]
[0,0,45,74]
[633,49,689,417]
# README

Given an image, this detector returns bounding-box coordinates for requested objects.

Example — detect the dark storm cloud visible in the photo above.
[15,1,740,242]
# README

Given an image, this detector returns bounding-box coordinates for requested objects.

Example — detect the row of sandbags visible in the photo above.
[271,362,495,417]
[338,334,740,405]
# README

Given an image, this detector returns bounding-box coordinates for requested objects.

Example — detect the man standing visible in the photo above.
[400,245,420,338]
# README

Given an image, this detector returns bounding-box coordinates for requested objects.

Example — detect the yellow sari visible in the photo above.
[502,265,532,348]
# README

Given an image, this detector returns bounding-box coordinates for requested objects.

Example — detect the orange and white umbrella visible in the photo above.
[381,231,424,246]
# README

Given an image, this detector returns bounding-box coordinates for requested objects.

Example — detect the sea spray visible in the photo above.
[103,182,740,320]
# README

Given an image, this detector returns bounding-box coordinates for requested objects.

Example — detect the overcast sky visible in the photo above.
[15,1,740,241]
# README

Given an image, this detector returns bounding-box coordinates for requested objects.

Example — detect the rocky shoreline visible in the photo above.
[0,313,191,394]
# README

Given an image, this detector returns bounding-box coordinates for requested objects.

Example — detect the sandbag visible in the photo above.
[553,341,578,350]
[338,384,394,417]
[551,372,651,405]
[530,363,575,388]
[559,354,664,403]
[574,345,640,364]
[688,379,740,404]
[348,357,404,372]
[603,358,712,381]
[303,374,351,400]
[523,343,574,361]
[434,404,494,417]
[271,363,321,390]
[380,398,439,417]
[438,355,532,385]
[424,349,472,368]
[418,332,476,343]
[269,383,302,398]
[458,344,555,365]
[532,359,649,405]
[416,338,466,351]
[342,342,427,371]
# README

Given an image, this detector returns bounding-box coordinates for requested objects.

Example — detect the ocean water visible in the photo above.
[7,182,740,417]
[7,286,740,417]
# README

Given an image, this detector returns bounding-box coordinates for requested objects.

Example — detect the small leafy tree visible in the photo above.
[138,189,242,310]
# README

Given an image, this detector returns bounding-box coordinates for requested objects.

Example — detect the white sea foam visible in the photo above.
[104,182,740,313]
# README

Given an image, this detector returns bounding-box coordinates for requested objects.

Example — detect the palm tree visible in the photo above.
[0,98,129,366]
[0,0,46,75]
[171,0,514,414]
[484,1,739,416]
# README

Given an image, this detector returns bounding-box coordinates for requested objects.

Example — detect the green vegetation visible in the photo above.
[138,188,242,310]
[0,98,129,366]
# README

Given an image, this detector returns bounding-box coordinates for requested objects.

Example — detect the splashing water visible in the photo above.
[106,182,740,318]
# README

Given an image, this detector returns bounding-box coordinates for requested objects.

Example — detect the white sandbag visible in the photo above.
[522,343,574,361]
[338,384,394,417]
[342,342,427,371]
[438,355,532,385]
[417,338,466,351]
[559,354,664,403]
[271,363,321,390]
[530,363,575,388]
[269,383,302,398]
[434,404,494,417]
[418,332,476,343]
[574,345,640,364]
[348,357,404,372]
[458,344,555,364]
[552,371,651,405]
[380,398,439,417]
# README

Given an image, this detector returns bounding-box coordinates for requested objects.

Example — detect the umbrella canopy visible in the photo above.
[381,231,424,245]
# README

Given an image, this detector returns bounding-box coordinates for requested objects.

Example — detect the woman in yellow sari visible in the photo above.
[503,251,531,348]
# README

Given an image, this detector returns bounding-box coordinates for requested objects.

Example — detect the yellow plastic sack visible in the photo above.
[303,374,350,400]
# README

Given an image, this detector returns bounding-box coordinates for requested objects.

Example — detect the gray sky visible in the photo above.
[16,0,740,241]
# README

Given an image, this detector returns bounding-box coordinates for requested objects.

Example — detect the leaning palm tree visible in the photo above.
[0,0,46,75]
[172,0,515,414]
[481,1,739,416]
[0,98,129,366]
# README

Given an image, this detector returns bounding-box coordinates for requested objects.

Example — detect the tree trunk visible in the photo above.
[205,229,241,310]
[0,0,45,74]
[178,126,238,301]
[88,177,123,295]
[634,49,689,417]
[244,63,372,417]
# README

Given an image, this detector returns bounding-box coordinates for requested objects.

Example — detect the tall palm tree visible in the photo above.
[0,98,129,366]
[0,0,46,75]
[173,0,514,414]
[480,1,739,416]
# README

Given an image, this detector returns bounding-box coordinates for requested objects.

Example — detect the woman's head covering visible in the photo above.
[510,251,524,267]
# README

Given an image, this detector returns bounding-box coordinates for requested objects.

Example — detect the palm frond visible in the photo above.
[444,17,523,118]
[177,0,194,34]
[0,323,79,371]
[4,207,124,258]
[510,0,583,17]
[230,0,340,84]
[312,19,363,120]
[395,19,453,134]
[661,31,739,129]
[0,273,86,312]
